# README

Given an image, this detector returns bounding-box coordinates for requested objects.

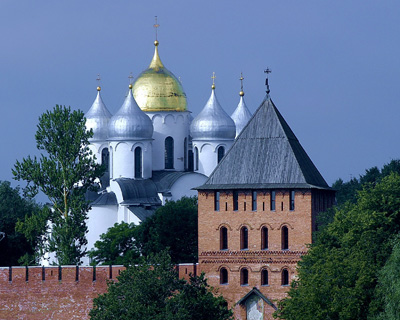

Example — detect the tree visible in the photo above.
[13,105,104,265]
[88,222,140,266]
[275,173,400,320]
[135,197,198,263]
[0,181,41,266]
[89,251,233,320]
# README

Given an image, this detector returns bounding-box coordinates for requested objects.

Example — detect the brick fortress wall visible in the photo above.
[0,264,198,320]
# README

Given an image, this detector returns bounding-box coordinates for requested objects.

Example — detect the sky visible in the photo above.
[0,1,399,201]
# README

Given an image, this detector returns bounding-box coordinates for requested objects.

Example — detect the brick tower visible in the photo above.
[196,92,335,319]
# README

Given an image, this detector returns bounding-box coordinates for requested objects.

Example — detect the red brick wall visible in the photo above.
[197,188,335,320]
[0,266,125,320]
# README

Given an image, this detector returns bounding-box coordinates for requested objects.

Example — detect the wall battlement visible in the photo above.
[0,264,197,320]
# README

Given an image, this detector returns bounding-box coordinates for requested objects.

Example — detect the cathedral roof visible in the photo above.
[231,94,252,138]
[190,85,236,140]
[132,41,187,112]
[196,96,330,190]
[108,87,154,141]
[85,88,112,142]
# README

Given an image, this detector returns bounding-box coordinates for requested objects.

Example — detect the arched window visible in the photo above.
[134,147,142,179]
[101,148,109,172]
[261,269,268,286]
[217,146,225,163]
[240,226,248,250]
[220,268,228,285]
[184,138,188,170]
[165,136,174,169]
[281,226,289,250]
[240,268,249,286]
[282,269,289,286]
[261,227,268,250]
[220,227,228,250]
[109,147,113,179]
[194,147,199,171]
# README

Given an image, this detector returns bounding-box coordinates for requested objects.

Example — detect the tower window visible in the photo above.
[134,147,142,179]
[281,226,289,250]
[290,190,295,211]
[217,146,225,163]
[214,191,220,211]
[240,226,248,250]
[240,268,249,286]
[165,136,174,169]
[282,269,289,286]
[220,227,228,250]
[101,148,109,172]
[252,191,257,211]
[194,147,199,171]
[270,190,276,211]
[261,227,268,250]
[233,190,239,211]
[220,268,228,285]
[261,269,268,286]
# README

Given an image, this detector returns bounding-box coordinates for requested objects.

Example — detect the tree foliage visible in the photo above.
[88,222,140,266]
[0,181,41,266]
[90,251,232,320]
[135,196,198,263]
[275,173,400,320]
[13,105,104,265]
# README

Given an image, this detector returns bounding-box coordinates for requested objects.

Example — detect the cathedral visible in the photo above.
[83,38,252,260]
[83,36,335,319]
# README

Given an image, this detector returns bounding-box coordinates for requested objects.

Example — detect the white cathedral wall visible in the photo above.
[193,140,233,176]
[147,111,190,172]
[169,173,207,201]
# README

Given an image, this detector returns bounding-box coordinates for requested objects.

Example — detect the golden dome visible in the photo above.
[132,41,187,112]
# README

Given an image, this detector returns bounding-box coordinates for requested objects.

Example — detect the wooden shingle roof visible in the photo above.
[196,97,330,190]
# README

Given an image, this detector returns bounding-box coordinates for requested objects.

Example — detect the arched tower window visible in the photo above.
[240,268,249,286]
[217,146,225,163]
[101,148,109,172]
[261,227,268,250]
[184,137,188,170]
[165,136,174,169]
[261,269,268,286]
[109,147,113,179]
[281,226,289,250]
[220,227,228,250]
[282,269,289,286]
[134,147,142,179]
[194,146,199,171]
[240,226,248,250]
[220,268,228,285]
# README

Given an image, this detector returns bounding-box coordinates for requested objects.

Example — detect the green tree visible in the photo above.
[275,173,400,320]
[13,105,104,265]
[0,181,41,266]
[88,222,140,266]
[135,196,198,263]
[89,251,232,320]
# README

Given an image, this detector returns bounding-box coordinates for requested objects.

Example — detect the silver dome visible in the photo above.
[85,90,112,142]
[108,89,154,141]
[190,87,236,140]
[231,95,252,138]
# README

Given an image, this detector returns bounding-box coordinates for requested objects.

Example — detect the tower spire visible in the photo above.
[264,68,271,96]
[154,16,160,45]
[128,72,134,89]
[96,74,101,91]
[211,72,216,90]
[239,72,244,96]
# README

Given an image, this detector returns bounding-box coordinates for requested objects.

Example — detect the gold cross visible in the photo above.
[96,74,101,83]
[154,16,160,41]
[211,72,216,85]
[128,72,134,84]
[239,72,244,91]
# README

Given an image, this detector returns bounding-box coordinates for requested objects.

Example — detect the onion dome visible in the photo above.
[190,84,236,140]
[132,41,187,112]
[231,91,252,137]
[85,87,112,142]
[108,85,154,140]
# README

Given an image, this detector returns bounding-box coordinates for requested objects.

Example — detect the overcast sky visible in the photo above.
[1,1,399,201]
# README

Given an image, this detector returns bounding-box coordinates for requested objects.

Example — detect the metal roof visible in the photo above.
[236,287,277,310]
[197,97,330,190]
[91,192,118,206]
[115,178,161,206]
[127,207,156,222]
